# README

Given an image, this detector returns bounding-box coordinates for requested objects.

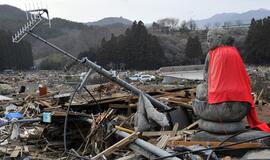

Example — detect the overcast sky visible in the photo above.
[0,0,270,23]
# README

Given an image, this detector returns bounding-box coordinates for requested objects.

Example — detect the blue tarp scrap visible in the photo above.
[5,112,23,120]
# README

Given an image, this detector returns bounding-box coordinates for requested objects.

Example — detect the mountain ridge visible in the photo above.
[87,17,133,26]
[195,8,270,28]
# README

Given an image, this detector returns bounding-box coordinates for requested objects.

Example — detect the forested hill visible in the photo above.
[0,5,129,60]
[0,5,87,38]
[0,30,33,70]
[1,4,270,70]
[87,17,133,26]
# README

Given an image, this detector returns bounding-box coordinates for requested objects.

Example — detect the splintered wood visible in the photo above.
[0,70,268,160]
[92,132,139,160]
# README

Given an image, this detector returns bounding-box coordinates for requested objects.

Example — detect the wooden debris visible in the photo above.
[156,123,179,149]
[0,70,268,160]
[142,129,197,137]
[92,132,139,160]
[23,146,29,153]
[156,135,170,149]
[10,146,22,158]
[167,140,263,149]
[115,126,134,134]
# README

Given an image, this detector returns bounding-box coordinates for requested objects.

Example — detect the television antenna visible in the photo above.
[12,0,51,43]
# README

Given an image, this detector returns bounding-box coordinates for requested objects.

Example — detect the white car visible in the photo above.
[150,75,156,80]
[129,74,140,81]
[139,74,155,82]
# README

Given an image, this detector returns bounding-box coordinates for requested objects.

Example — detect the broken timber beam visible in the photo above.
[167,140,263,149]
[92,132,139,160]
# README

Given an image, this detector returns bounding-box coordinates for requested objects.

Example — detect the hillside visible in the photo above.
[196,8,270,28]
[150,28,248,65]
[0,5,29,32]
[0,5,255,67]
[0,5,128,61]
[87,17,132,26]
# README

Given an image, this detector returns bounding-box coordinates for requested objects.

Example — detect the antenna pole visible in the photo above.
[26,31,80,62]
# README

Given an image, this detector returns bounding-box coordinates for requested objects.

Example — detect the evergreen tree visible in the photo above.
[184,36,203,64]
[245,17,270,65]
[78,47,97,61]
[82,21,167,70]
[0,30,33,70]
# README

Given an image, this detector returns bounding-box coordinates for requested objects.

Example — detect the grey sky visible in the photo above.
[0,0,270,23]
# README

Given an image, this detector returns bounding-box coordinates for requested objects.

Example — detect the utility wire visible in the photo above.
[206,127,255,160]
[64,84,80,151]
[153,134,270,160]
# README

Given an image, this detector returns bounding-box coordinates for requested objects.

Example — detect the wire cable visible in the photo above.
[153,134,270,160]
[83,86,102,110]
[206,127,255,160]
[63,81,102,153]
[64,84,80,151]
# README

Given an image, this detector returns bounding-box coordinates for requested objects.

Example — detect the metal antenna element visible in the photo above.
[12,13,42,43]
[24,0,29,20]
[12,1,51,43]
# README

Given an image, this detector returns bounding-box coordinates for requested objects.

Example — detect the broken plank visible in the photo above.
[109,104,136,109]
[156,123,179,149]
[170,123,179,137]
[142,130,197,137]
[115,126,134,134]
[178,120,199,133]
[156,135,170,149]
[167,140,263,149]
[92,132,138,160]
[39,100,54,108]
[169,135,183,141]
[23,146,29,153]
[10,146,21,158]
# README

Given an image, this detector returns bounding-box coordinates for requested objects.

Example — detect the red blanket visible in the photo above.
[208,46,270,132]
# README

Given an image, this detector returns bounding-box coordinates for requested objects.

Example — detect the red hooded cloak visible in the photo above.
[208,46,270,132]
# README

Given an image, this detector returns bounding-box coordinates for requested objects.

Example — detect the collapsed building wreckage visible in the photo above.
[0,8,270,160]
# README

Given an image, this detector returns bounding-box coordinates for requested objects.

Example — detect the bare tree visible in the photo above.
[157,18,179,29]
[187,19,197,31]
[179,20,189,32]
[204,23,211,31]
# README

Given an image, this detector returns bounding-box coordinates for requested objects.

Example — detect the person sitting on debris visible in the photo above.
[204,28,270,132]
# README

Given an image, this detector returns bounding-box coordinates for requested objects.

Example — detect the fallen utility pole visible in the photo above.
[115,130,181,160]
[26,30,171,111]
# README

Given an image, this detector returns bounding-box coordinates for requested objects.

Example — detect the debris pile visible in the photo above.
[0,70,269,160]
